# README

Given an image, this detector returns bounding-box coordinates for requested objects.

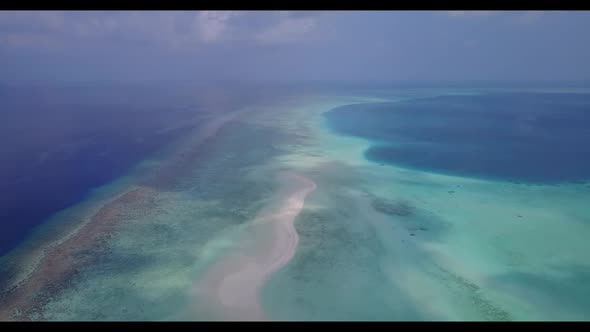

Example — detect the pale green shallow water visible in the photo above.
[259,92,590,321]
[3,90,590,321]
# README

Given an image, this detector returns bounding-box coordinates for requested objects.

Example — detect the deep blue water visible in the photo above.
[324,92,590,184]
[0,86,200,256]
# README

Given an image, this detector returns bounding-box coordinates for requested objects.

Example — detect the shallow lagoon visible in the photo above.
[262,90,590,320]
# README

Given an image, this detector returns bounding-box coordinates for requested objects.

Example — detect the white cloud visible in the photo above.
[255,15,316,44]
[0,32,56,48]
[0,11,65,49]
[193,11,240,43]
[446,11,498,18]
[445,10,546,25]
[515,11,544,24]
[0,11,319,51]
[0,11,65,31]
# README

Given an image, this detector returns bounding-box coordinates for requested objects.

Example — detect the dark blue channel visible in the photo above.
[324,92,590,184]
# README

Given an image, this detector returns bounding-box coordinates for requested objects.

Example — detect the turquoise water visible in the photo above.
[261,91,590,321]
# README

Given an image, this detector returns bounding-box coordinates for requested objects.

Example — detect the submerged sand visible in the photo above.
[190,171,316,321]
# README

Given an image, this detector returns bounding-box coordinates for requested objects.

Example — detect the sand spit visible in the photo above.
[192,172,316,321]
[0,187,158,321]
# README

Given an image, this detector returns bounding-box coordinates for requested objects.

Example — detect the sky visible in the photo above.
[0,10,589,85]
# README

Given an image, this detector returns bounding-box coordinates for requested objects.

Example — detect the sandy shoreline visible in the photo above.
[191,171,316,321]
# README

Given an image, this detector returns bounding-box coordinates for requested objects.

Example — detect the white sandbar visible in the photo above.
[192,171,316,320]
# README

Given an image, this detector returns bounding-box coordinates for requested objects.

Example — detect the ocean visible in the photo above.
[0,85,199,256]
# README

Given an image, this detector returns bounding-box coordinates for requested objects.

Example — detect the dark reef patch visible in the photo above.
[370,197,415,217]
[438,266,511,321]
[364,192,451,241]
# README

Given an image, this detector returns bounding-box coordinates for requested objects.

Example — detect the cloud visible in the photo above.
[1,11,589,85]
[255,14,317,44]
[0,11,66,49]
[0,32,56,48]
[446,11,497,18]
[0,11,319,52]
[193,11,240,43]
[0,11,65,33]
[515,11,544,25]
[445,10,546,25]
